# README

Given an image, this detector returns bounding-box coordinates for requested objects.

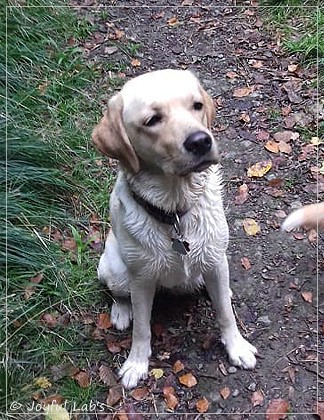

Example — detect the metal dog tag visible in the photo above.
[172,214,190,255]
[172,238,190,255]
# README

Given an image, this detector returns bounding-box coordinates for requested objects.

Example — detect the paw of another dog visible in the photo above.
[119,358,149,389]
[222,332,257,369]
[111,300,132,330]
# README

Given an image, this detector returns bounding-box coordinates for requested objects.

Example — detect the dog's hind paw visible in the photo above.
[119,359,149,389]
[222,332,258,370]
[111,300,133,331]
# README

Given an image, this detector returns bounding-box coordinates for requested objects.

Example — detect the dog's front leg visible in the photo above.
[203,254,257,369]
[119,280,155,389]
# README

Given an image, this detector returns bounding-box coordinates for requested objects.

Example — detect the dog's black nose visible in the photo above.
[184,131,212,156]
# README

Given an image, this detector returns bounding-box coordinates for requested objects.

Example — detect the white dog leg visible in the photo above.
[119,281,156,389]
[204,255,257,369]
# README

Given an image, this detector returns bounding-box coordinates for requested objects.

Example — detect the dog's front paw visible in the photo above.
[111,300,132,331]
[222,332,257,369]
[119,358,149,389]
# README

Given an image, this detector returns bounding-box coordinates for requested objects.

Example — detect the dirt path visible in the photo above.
[75,2,322,418]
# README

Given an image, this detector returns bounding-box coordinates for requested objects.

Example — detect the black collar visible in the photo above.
[131,191,187,225]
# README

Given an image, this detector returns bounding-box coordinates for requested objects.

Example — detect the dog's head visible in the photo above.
[92,69,218,176]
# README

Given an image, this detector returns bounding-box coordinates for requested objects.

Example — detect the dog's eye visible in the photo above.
[144,114,162,127]
[193,101,203,111]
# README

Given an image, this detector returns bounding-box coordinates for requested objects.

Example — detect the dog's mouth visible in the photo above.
[177,159,217,176]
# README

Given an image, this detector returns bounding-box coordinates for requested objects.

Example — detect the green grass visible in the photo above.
[1,1,126,415]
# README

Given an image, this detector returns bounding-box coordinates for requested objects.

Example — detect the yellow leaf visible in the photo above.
[243,218,261,236]
[167,16,179,26]
[247,160,272,178]
[44,404,70,420]
[34,377,52,389]
[150,368,164,379]
[310,136,322,145]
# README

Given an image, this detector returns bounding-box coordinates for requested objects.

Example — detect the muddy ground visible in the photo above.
[74,1,323,418]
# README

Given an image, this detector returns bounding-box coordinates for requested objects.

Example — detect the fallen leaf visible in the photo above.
[196,397,210,413]
[226,71,239,79]
[257,129,270,141]
[239,112,250,123]
[235,183,249,205]
[131,58,141,67]
[288,64,298,72]
[167,16,179,26]
[163,386,178,410]
[40,394,64,407]
[247,160,272,177]
[173,360,185,374]
[130,386,149,401]
[61,237,76,251]
[233,86,254,98]
[99,364,117,387]
[34,377,52,389]
[274,210,287,219]
[104,46,118,55]
[219,386,230,399]
[251,390,264,407]
[301,291,313,303]
[241,256,251,270]
[107,341,122,354]
[113,29,125,40]
[97,313,112,330]
[243,218,261,236]
[264,140,279,154]
[281,106,292,116]
[24,273,44,300]
[310,136,322,145]
[273,130,299,143]
[41,313,57,328]
[106,386,122,407]
[298,144,315,161]
[150,368,164,380]
[266,398,290,420]
[44,404,70,420]
[278,140,292,154]
[72,370,90,388]
[178,372,197,388]
[250,59,263,69]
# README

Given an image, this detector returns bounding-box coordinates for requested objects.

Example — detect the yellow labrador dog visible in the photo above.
[282,202,324,231]
[92,69,257,389]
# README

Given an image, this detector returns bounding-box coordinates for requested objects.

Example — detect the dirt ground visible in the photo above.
[74,2,323,418]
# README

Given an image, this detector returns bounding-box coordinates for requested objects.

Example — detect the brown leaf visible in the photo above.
[251,390,264,407]
[226,71,239,79]
[61,237,76,251]
[106,386,122,407]
[113,29,125,40]
[266,398,290,420]
[235,183,249,205]
[243,218,261,236]
[24,273,44,300]
[107,341,122,354]
[40,394,64,406]
[178,372,197,388]
[97,313,112,330]
[278,141,292,154]
[257,129,270,141]
[219,386,230,400]
[130,386,149,401]
[241,256,251,270]
[273,130,299,143]
[167,16,179,26]
[250,59,263,69]
[247,160,272,178]
[99,364,117,387]
[41,313,57,328]
[196,397,210,413]
[233,86,255,98]
[298,144,315,161]
[131,58,141,67]
[288,64,298,73]
[301,291,313,303]
[73,370,90,388]
[163,386,178,410]
[264,140,279,154]
[239,112,250,123]
[173,360,185,374]
[281,106,292,116]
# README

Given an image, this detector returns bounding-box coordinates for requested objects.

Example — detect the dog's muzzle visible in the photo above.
[183,131,212,156]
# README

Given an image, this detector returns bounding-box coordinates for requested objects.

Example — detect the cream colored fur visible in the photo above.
[282,202,324,231]
[92,69,257,389]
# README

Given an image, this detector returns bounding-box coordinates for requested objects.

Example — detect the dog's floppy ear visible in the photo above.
[200,87,216,130]
[92,94,140,173]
